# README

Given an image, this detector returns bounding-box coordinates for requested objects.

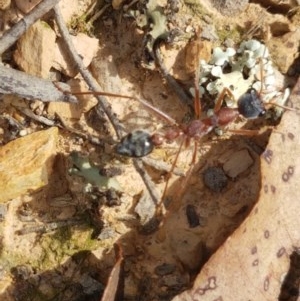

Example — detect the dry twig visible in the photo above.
[53,4,160,204]
[0,0,61,55]
[0,65,77,103]
[142,157,184,176]
[53,4,124,138]
[153,38,193,109]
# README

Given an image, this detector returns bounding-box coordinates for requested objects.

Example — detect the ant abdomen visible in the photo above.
[238,89,266,119]
[116,130,154,158]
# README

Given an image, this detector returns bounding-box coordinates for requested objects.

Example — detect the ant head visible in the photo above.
[237,89,266,119]
[116,130,154,158]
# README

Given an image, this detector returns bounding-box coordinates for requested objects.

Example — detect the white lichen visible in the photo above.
[192,39,287,112]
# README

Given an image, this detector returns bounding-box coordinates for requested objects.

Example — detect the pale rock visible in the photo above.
[0,0,10,10]
[15,0,93,23]
[211,0,248,16]
[0,127,59,203]
[14,21,56,78]
[59,0,95,24]
[47,78,97,119]
[112,0,126,9]
[267,29,300,74]
[223,149,254,178]
[15,0,41,13]
[57,0,79,23]
[53,33,99,77]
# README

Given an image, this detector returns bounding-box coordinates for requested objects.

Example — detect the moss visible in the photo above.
[184,0,210,19]
[0,251,28,270]
[40,20,52,29]
[216,25,244,43]
[68,14,94,35]
[37,224,100,270]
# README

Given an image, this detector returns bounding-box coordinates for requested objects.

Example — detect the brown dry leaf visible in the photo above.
[172,80,300,300]
[101,244,124,301]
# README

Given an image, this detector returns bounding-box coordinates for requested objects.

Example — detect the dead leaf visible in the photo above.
[101,243,124,301]
[172,79,300,300]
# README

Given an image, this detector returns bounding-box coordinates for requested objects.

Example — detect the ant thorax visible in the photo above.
[193,39,289,118]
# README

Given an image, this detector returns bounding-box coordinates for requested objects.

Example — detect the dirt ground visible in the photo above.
[0,1,300,300]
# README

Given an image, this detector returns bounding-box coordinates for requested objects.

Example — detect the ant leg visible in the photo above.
[265,100,299,112]
[157,136,186,212]
[177,140,199,197]
[257,44,270,96]
[194,61,202,119]
[258,56,265,96]
[192,31,203,119]
[214,87,236,113]
[257,54,298,113]
[155,138,199,236]
[54,82,178,126]
[228,129,261,136]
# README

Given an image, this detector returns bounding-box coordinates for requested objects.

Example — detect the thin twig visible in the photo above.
[53,4,124,139]
[16,218,84,235]
[88,3,110,25]
[0,65,78,103]
[56,113,105,146]
[142,157,184,176]
[53,4,160,204]
[153,37,193,109]
[132,159,161,204]
[16,106,56,126]
[0,0,61,55]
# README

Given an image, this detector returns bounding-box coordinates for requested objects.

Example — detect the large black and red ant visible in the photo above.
[61,38,292,208]
[115,86,266,159]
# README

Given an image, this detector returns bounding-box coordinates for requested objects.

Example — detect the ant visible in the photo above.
[59,38,291,214]
[114,40,296,209]
[115,87,266,158]
[114,85,266,202]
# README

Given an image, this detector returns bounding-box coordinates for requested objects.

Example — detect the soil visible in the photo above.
[0,1,299,301]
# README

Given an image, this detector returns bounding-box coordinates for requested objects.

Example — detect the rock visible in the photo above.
[211,0,249,16]
[59,0,95,24]
[0,127,59,203]
[47,78,97,119]
[53,33,99,77]
[112,0,126,9]
[251,0,298,11]
[267,29,300,74]
[15,0,41,13]
[223,149,254,178]
[14,20,56,78]
[0,0,10,10]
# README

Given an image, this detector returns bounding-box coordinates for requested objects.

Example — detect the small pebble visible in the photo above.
[154,263,176,276]
[211,0,248,16]
[19,129,28,136]
[186,204,200,228]
[0,204,7,221]
[203,166,228,192]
